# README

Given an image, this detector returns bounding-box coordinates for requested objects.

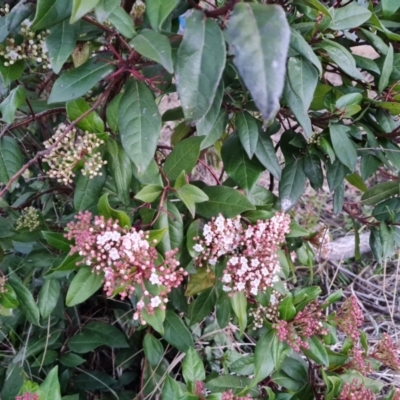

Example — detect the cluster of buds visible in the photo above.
[370,333,400,371]
[249,290,283,329]
[43,123,106,184]
[15,394,39,400]
[221,390,252,400]
[0,275,7,294]
[0,18,51,69]
[193,213,290,297]
[338,379,375,400]
[0,3,9,15]
[307,133,321,146]
[15,207,40,232]
[274,301,328,352]
[131,0,146,20]
[65,212,187,322]
[348,347,372,375]
[335,296,364,342]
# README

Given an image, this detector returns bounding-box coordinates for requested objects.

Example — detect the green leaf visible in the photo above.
[0,285,19,309]
[255,133,281,180]
[196,186,255,218]
[222,134,264,191]
[345,172,367,192]
[290,28,322,75]
[48,57,115,103]
[8,274,40,325]
[46,20,79,74]
[190,287,216,325]
[45,253,81,276]
[162,375,184,400]
[329,4,371,31]
[106,93,122,133]
[216,294,231,329]
[361,181,399,205]
[176,184,209,218]
[163,310,194,352]
[118,79,161,173]
[237,112,259,159]
[0,136,23,192]
[130,29,173,73]
[227,3,290,122]
[318,40,365,81]
[66,98,104,133]
[326,159,348,192]
[301,336,329,366]
[329,124,357,171]
[106,139,132,206]
[68,332,104,353]
[71,0,100,24]
[84,321,129,348]
[0,58,24,87]
[279,158,307,211]
[41,231,71,252]
[95,0,119,22]
[373,198,400,222]
[0,86,26,124]
[164,136,203,181]
[301,0,331,18]
[97,193,131,228]
[108,6,135,39]
[379,43,394,94]
[176,10,225,122]
[303,153,323,191]
[59,353,86,368]
[135,184,163,203]
[206,376,252,395]
[247,185,275,206]
[74,168,107,211]
[382,0,400,17]
[39,366,61,400]
[146,0,179,31]
[231,291,247,336]
[143,333,164,367]
[66,266,104,307]
[278,294,296,321]
[38,279,60,319]
[32,0,71,31]
[185,268,215,297]
[182,347,206,384]
[252,330,280,385]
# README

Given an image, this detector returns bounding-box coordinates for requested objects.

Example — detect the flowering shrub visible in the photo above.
[1,0,400,399]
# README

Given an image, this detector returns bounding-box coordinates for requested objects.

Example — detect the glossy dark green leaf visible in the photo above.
[8,274,40,325]
[190,287,216,325]
[59,353,86,368]
[279,159,307,211]
[66,266,104,307]
[146,0,179,31]
[345,172,367,192]
[108,6,135,39]
[329,124,357,171]
[106,139,132,206]
[41,231,71,252]
[0,86,26,124]
[135,184,163,203]
[222,134,264,191]
[97,193,131,228]
[39,366,61,400]
[48,57,115,103]
[361,181,400,205]
[95,0,119,22]
[329,4,371,31]
[66,98,104,133]
[32,0,72,31]
[382,0,400,16]
[246,185,275,207]
[176,10,225,122]
[5,2,34,32]
[278,294,296,321]
[162,375,184,400]
[176,184,209,218]
[143,333,164,367]
[163,310,193,352]
[216,294,231,329]
[74,167,107,211]
[333,182,344,214]
[0,136,23,192]
[0,284,19,309]
[46,20,78,74]
[38,279,60,319]
[0,58,24,86]
[182,347,205,386]
[164,136,203,181]
[118,79,161,173]
[227,3,290,122]
[70,0,99,24]
[326,159,348,192]
[231,291,247,336]
[379,43,394,94]
[302,336,329,366]
[373,198,400,222]
[67,332,104,353]
[142,307,165,335]
[196,186,255,218]
[84,321,129,348]
[131,29,173,73]
[303,152,323,191]
[255,133,281,180]
[206,376,252,395]
[237,112,259,159]
[106,93,122,133]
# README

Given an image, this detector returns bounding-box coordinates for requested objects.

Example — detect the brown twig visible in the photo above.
[187,0,239,18]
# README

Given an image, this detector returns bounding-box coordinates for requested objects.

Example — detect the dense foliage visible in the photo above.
[0,0,400,399]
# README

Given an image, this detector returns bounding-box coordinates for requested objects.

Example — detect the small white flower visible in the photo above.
[209,258,217,266]
[222,285,231,292]
[270,294,277,305]
[150,296,162,308]
[122,237,132,249]
[236,282,245,291]
[251,258,260,268]
[110,231,121,242]
[149,273,161,286]
[222,273,231,283]
[109,247,120,261]
[193,243,204,253]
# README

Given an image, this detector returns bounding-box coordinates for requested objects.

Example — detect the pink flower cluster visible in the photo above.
[193,213,290,297]
[15,394,39,400]
[274,301,328,352]
[370,333,400,371]
[221,390,252,400]
[336,296,364,342]
[348,347,372,375]
[338,379,375,400]
[65,212,187,321]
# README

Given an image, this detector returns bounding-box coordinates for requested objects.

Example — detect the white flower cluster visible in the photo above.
[15,206,40,232]
[0,19,51,69]
[43,123,106,184]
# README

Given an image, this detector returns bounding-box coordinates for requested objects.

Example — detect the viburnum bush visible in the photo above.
[1,0,400,399]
